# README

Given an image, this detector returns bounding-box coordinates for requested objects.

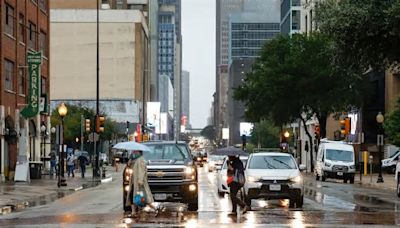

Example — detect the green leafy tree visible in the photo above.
[250,119,280,148]
[315,0,400,72]
[384,98,400,147]
[50,104,119,146]
[201,125,216,141]
[234,33,365,170]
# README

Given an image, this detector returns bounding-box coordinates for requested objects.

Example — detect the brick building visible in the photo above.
[0,0,50,181]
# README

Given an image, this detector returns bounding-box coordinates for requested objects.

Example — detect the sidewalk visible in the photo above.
[355,173,397,191]
[0,165,120,216]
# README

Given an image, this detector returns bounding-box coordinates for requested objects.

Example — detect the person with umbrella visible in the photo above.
[130,150,159,216]
[214,147,249,215]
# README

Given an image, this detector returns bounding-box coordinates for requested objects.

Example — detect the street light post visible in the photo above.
[58,103,68,187]
[376,112,384,183]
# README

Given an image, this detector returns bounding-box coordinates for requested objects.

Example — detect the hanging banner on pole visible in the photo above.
[21,51,42,118]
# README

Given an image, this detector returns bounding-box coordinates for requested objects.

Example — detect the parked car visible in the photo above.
[314,139,356,183]
[122,141,198,212]
[382,150,400,174]
[242,152,305,209]
[216,156,248,197]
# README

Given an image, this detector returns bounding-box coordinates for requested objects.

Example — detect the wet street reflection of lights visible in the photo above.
[185,218,198,228]
[244,211,256,227]
[291,211,305,228]
[280,199,290,207]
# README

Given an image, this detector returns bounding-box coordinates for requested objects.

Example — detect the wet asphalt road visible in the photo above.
[1,166,400,227]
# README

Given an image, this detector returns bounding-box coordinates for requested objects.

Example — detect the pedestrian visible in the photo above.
[67,152,75,177]
[49,150,58,176]
[77,153,88,178]
[227,155,249,215]
[125,155,136,215]
[131,150,159,216]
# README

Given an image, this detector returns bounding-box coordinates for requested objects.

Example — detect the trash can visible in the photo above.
[29,162,43,179]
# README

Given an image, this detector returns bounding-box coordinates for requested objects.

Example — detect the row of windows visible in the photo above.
[158,64,174,71]
[159,41,174,46]
[232,40,266,48]
[158,48,174,55]
[159,32,174,39]
[4,3,48,56]
[232,48,261,57]
[158,56,174,63]
[231,23,280,31]
[232,31,280,40]
[4,58,47,95]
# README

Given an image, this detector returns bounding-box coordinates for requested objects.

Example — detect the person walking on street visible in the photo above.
[77,153,88,178]
[49,151,58,176]
[131,150,159,216]
[125,155,136,215]
[67,152,75,177]
[227,155,249,215]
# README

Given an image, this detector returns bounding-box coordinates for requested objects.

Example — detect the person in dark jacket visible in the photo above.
[77,154,88,178]
[227,155,249,215]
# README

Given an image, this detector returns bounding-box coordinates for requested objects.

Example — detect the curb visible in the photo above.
[100,176,113,183]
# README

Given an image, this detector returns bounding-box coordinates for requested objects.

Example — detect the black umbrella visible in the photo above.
[213,147,249,156]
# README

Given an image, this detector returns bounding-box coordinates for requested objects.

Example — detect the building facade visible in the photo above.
[227,1,281,145]
[50,9,149,127]
[181,70,190,128]
[0,0,50,181]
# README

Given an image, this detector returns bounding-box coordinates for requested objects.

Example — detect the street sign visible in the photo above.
[89,132,99,142]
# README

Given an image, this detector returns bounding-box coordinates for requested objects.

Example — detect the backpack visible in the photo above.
[233,169,245,186]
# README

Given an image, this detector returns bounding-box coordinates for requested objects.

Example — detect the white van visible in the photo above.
[314,140,356,183]
[382,150,400,174]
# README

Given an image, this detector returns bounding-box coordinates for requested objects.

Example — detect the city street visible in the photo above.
[1,165,400,227]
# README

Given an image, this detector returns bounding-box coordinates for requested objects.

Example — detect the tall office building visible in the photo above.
[215,0,244,142]
[227,0,281,145]
[181,71,190,128]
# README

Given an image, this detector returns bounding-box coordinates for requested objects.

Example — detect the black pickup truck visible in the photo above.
[123,141,198,212]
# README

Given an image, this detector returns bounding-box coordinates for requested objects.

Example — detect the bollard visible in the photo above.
[363,151,368,176]
[102,166,106,178]
[369,155,373,183]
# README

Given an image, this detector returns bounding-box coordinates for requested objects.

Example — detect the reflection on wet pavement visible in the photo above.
[1,166,400,226]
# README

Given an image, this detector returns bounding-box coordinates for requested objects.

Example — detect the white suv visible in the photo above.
[243,152,305,208]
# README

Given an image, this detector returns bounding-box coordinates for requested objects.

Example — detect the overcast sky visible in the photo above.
[182,0,216,129]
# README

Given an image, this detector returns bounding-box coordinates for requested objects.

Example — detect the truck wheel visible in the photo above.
[397,177,400,198]
[188,202,198,211]
[296,196,304,208]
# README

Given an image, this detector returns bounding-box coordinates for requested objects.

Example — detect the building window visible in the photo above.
[18,67,25,95]
[4,59,15,92]
[39,0,47,12]
[39,31,47,57]
[41,76,46,94]
[4,4,15,36]
[19,14,25,43]
[29,21,37,49]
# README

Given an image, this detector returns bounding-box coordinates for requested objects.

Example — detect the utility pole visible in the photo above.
[93,0,100,178]
[80,115,84,152]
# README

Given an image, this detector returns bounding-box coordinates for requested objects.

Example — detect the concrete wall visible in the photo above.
[50,10,149,102]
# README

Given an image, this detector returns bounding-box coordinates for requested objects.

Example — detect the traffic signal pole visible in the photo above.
[93,0,100,178]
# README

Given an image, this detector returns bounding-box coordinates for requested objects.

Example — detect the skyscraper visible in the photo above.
[181,71,190,128]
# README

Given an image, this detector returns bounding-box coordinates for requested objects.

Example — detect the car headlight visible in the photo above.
[185,166,195,175]
[324,162,331,167]
[247,176,260,182]
[290,175,302,183]
[350,165,356,169]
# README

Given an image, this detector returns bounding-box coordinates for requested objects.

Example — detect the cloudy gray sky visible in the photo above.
[182,0,216,129]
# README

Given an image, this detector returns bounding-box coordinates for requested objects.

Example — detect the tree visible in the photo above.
[234,33,365,170]
[384,98,400,147]
[50,104,119,146]
[250,119,280,148]
[315,0,400,72]
[201,125,216,141]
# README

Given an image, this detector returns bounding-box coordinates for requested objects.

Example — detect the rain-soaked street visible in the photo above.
[1,166,400,227]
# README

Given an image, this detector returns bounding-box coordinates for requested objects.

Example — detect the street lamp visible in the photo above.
[376,112,384,183]
[284,131,290,139]
[57,103,68,187]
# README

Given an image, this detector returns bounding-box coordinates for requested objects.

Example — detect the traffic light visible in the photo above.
[96,115,105,133]
[340,117,351,137]
[315,125,320,139]
[85,119,91,132]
